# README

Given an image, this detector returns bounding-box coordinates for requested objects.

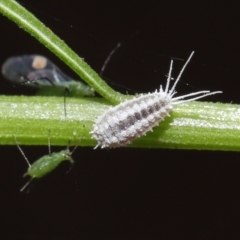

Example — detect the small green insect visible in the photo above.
[14,132,77,192]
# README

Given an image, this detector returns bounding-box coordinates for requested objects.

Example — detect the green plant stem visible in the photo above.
[0,0,126,104]
[0,95,239,151]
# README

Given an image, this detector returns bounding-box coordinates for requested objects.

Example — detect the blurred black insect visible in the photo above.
[2,55,95,97]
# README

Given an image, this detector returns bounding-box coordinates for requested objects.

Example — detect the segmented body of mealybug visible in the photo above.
[91,51,222,148]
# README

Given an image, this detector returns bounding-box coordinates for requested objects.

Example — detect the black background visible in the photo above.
[0,1,240,239]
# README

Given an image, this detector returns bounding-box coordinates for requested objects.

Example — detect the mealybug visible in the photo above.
[91,51,222,148]
[14,132,77,192]
[1,55,95,97]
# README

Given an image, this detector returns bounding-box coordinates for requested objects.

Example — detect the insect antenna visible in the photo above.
[164,59,173,93]
[70,144,78,156]
[163,51,222,103]
[100,31,139,77]
[173,90,222,104]
[100,42,121,76]
[66,135,84,158]
[66,138,80,156]
[70,137,84,155]
[168,51,195,95]
[14,136,31,168]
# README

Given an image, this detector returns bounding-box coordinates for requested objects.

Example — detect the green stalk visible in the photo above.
[0,96,239,151]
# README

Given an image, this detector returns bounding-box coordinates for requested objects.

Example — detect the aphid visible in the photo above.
[1,54,95,97]
[91,51,222,148]
[14,132,77,192]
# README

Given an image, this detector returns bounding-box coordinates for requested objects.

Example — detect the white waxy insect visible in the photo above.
[91,51,222,148]
[14,132,77,192]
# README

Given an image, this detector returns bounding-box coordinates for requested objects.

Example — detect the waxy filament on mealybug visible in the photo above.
[91,51,222,148]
